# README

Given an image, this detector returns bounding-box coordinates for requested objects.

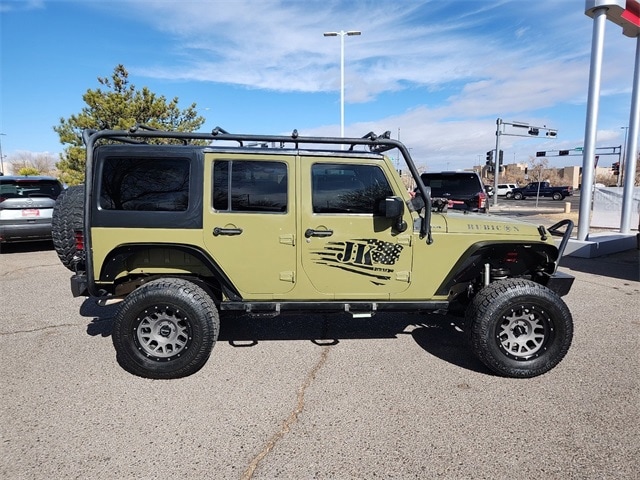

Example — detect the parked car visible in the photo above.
[420,171,489,212]
[0,176,64,243]
[496,183,519,198]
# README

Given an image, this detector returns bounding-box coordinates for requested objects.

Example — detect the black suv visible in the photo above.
[420,171,488,212]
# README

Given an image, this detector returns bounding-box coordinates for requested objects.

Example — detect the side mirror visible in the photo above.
[383,196,404,218]
[381,196,407,232]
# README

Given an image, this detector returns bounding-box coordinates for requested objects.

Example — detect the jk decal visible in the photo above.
[311,239,404,284]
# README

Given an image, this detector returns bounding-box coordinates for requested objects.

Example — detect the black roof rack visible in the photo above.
[84,124,399,153]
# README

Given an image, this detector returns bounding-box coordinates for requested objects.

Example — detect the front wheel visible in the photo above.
[513,192,524,200]
[112,278,219,379]
[465,279,573,378]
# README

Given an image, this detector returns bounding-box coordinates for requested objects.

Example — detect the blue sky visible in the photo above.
[0,0,636,172]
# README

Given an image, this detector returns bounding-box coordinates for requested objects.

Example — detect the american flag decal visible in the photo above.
[310,238,404,284]
[367,239,403,265]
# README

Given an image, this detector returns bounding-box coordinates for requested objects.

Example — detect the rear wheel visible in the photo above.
[552,192,563,201]
[52,185,84,270]
[465,279,573,378]
[505,192,513,199]
[112,278,219,379]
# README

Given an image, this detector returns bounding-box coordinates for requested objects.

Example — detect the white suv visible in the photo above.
[496,183,518,198]
[0,176,64,243]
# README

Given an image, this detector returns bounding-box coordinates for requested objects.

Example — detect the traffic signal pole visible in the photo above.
[493,119,502,207]
[491,119,557,208]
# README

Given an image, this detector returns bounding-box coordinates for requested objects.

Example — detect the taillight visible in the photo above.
[75,231,84,251]
[478,192,487,209]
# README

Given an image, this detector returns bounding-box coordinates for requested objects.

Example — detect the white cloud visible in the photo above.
[115,0,633,169]
[8,0,634,168]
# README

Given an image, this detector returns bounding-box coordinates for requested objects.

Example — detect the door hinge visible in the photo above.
[395,271,411,282]
[279,271,295,283]
[397,235,412,246]
[279,234,295,246]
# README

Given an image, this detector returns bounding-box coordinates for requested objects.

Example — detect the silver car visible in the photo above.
[0,176,64,243]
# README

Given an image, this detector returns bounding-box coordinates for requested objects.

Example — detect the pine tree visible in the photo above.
[54,65,205,185]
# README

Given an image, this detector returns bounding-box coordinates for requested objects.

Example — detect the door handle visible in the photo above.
[305,228,333,238]
[213,227,243,236]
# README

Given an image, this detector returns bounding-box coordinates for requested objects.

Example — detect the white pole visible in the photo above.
[340,32,345,139]
[620,35,640,233]
[578,6,608,241]
[0,133,5,175]
[324,30,360,146]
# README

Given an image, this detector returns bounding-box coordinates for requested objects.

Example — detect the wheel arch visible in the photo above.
[435,241,559,298]
[97,243,242,301]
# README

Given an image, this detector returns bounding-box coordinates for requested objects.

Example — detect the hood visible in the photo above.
[442,211,546,238]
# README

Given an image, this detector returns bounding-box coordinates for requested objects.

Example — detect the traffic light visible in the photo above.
[528,128,539,136]
[486,150,493,162]
[559,150,569,156]
[611,162,620,175]
[536,151,546,157]
[498,150,504,165]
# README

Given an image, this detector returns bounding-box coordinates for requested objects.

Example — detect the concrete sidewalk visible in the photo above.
[488,203,639,259]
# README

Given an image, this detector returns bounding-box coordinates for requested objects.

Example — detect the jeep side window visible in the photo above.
[213,160,287,213]
[311,163,393,214]
[100,157,190,211]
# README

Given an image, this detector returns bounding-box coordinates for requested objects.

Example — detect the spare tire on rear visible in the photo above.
[52,185,84,271]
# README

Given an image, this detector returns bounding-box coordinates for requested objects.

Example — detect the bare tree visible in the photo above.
[6,152,58,176]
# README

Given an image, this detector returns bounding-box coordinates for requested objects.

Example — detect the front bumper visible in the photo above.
[544,270,574,297]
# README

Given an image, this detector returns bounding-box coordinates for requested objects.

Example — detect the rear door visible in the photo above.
[203,153,297,296]
[300,157,414,299]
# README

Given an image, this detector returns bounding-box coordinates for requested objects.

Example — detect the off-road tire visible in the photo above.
[112,278,219,379]
[465,279,573,378]
[513,192,524,200]
[552,192,563,201]
[52,185,84,270]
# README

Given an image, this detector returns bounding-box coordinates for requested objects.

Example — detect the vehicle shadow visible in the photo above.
[0,240,54,254]
[559,249,639,282]
[80,298,490,375]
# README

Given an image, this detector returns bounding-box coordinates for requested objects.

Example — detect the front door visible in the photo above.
[203,154,296,296]
[300,158,414,299]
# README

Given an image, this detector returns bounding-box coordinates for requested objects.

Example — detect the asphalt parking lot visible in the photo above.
[1,239,638,479]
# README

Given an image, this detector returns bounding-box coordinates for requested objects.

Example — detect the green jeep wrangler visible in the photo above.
[53,126,575,380]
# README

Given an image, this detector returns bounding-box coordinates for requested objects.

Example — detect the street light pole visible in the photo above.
[323,30,361,141]
[0,133,6,175]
